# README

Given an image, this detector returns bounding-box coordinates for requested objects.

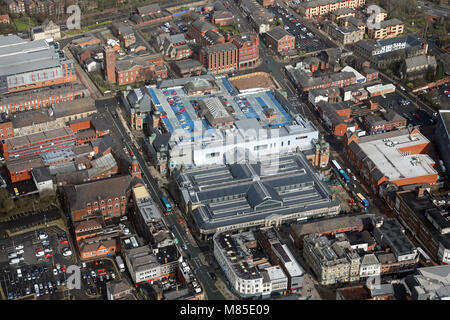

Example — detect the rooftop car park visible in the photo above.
[147,77,297,138]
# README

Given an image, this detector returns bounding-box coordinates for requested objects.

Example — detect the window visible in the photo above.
[254,144,268,151]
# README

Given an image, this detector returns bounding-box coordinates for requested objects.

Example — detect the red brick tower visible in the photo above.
[104,45,116,83]
[130,155,142,179]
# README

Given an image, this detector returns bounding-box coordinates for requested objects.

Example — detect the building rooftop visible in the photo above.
[437,110,450,140]
[285,65,356,90]
[405,265,450,300]
[131,75,317,158]
[375,218,417,257]
[291,213,374,238]
[133,185,163,225]
[115,53,163,73]
[404,55,437,70]
[337,285,371,300]
[53,97,96,118]
[4,127,74,149]
[304,235,360,267]
[350,127,437,181]
[177,153,339,234]
[173,59,202,71]
[63,175,141,212]
[202,42,237,55]
[112,22,134,36]
[377,18,404,29]
[6,155,44,174]
[0,35,73,93]
[191,19,217,33]
[397,189,450,249]
[266,26,293,41]
[213,232,263,281]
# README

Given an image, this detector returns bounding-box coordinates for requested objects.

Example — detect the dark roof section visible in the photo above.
[32,166,52,183]
[63,175,142,211]
[266,26,293,41]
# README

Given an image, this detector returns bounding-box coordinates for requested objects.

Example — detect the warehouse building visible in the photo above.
[0,35,76,94]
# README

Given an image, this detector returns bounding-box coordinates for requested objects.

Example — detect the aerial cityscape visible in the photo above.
[0,0,449,303]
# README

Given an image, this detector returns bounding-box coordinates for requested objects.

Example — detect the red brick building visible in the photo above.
[344,127,438,192]
[132,3,172,25]
[0,14,10,24]
[71,36,101,48]
[116,55,167,85]
[0,85,90,114]
[6,156,44,183]
[212,11,234,26]
[230,32,260,69]
[104,47,167,85]
[188,19,225,47]
[64,166,142,222]
[25,0,46,16]
[0,119,13,139]
[264,26,295,53]
[198,42,238,74]
[6,0,25,14]
[104,46,117,83]
[1,127,76,161]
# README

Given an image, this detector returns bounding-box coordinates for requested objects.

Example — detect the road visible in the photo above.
[95,98,225,300]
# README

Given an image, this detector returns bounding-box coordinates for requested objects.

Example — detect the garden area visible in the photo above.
[12,16,37,31]
[218,24,240,35]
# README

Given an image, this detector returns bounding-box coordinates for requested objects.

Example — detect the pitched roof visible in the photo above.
[31,166,52,183]
[63,175,141,211]
[266,26,293,41]
[191,19,217,33]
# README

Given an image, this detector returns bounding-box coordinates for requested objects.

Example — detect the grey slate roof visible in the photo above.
[266,26,293,41]
[63,175,141,211]
[32,166,52,183]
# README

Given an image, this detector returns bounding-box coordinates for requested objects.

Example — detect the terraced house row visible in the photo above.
[299,0,366,19]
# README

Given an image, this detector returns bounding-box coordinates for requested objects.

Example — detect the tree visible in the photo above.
[0,188,15,216]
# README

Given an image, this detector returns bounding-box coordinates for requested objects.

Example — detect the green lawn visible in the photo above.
[218,24,239,35]
[13,16,37,31]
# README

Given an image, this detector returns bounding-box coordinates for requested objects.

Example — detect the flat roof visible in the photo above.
[144,76,296,136]
[5,127,74,149]
[356,128,437,181]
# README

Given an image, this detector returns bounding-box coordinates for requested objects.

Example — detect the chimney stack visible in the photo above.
[416,186,425,198]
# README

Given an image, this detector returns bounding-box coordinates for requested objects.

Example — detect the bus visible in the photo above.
[161,196,172,212]
[331,160,350,184]
[417,247,431,264]
[331,160,342,171]
[356,193,369,209]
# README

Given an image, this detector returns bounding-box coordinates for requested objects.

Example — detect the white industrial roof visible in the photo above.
[358,131,437,181]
